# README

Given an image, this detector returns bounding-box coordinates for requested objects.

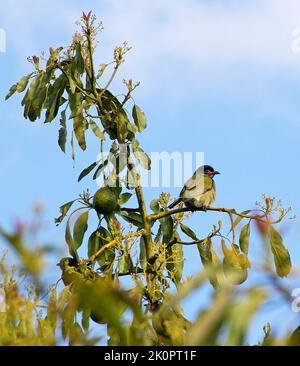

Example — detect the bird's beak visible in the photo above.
[213,171,220,175]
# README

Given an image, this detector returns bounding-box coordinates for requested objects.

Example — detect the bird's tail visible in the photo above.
[168,198,182,209]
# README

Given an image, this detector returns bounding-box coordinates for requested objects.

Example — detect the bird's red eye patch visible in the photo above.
[206,170,213,174]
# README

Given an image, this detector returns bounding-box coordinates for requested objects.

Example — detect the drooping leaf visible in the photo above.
[68,76,77,94]
[132,139,151,170]
[78,161,98,182]
[269,226,291,277]
[45,74,67,123]
[132,104,147,132]
[160,215,174,244]
[222,241,250,270]
[65,218,78,260]
[239,223,250,255]
[90,120,105,140]
[180,223,199,241]
[221,240,250,285]
[73,211,89,250]
[23,72,51,121]
[197,237,218,287]
[69,91,87,150]
[74,42,85,75]
[116,110,129,143]
[71,131,75,161]
[58,110,67,152]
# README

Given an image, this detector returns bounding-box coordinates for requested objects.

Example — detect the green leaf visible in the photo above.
[58,111,67,153]
[150,199,160,213]
[222,241,250,270]
[197,237,213,266]
[97,64,108,79]
[73,115,87,150]
[117,254,133,273]
[269,226,291,277]
[71,131,75,161]
[22,72,50,121]
[68,76,77,94]
[226,289,267,346]
[65,218,78,260]
[78,161,98,182]
[229,210,252,233]
[132,104,147,132]
[93,160,108,180]
[120,211,144,228]
[6,73,33,100]
[55,200,76,225]
[87,231,99,258]
[90,120,105,140]
[197,238,223,288]
[116,110,129,143]
[73,211,89,250]
[132,139,151,170]
[221,240,250,285]
[88,227,114,272]
[17,73,33,92]
[118,193,132,205]
[239,223,250,255]
[74,42,85,75]
[180,223,199,241]
[5,84,18,100]
[160,215,174,244]
[69,91,87,150]
[45,74,67,123]
[288,325,300,346]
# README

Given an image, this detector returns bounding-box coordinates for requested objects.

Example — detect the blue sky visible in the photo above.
[1,0,300,344]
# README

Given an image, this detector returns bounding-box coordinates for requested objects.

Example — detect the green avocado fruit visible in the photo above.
[93,187,119,214]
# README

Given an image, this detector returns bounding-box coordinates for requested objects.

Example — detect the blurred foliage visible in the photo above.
[3,12,299,346]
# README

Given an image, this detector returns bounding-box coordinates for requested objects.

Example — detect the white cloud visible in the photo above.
[2,0,300,98]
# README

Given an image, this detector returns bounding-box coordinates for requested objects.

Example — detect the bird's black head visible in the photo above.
[200,165,220,176]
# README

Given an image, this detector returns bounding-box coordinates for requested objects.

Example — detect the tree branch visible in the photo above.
[89,230,144,263]
[149,205,286,225]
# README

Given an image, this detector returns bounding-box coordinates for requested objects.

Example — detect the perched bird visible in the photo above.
[168,165,220,210]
